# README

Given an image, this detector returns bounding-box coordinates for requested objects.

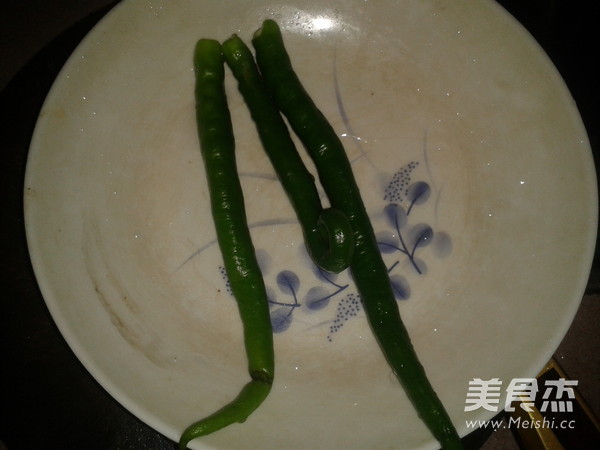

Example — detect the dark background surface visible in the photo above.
[1,1,598,449]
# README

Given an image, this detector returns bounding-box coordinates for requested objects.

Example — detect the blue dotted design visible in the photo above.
[384,161,419,202]
[219,266,232,295]
[327,293,361,342]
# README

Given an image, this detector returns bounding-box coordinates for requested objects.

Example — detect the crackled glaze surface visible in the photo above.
[24,0,596,448]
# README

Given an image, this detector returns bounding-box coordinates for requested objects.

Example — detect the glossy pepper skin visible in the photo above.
[252,20,463,450]
[221,34,353,273]
[178,38,274,450]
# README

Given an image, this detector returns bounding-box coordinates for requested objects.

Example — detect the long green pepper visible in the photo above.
[178,39,274,450]
[251,20,463,449]
[221,34,354,273]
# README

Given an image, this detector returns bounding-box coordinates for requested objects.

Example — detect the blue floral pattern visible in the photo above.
[216,158,452,341]
[208,56,452,341]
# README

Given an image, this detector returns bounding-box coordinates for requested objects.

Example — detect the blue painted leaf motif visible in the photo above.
[412,258,427,275]
[376,230,399,254]
[266,286,277,308]
[384,203,408,229]
[305,286,331,310]
[276,270,300,295]
[312,265,339,284]
[270,307,293,333]
[255,249,271,274]
[432,231,453,258]
[390,274,411,300]
[406,181,431,208]
[409,223,434,250]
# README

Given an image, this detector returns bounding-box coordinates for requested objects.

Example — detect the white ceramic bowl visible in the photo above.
[24,0,597,448]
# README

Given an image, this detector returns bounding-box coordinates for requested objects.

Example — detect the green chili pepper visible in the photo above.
[221,34,353,273]
[178,38,274,450]
[252,20,463,450]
